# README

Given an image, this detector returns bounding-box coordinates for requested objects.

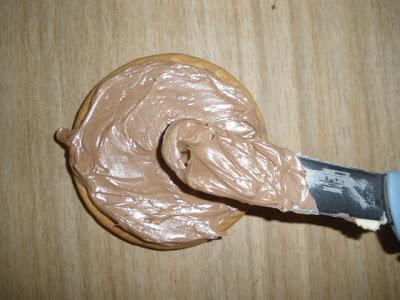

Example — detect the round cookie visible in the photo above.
[68,53,265,250]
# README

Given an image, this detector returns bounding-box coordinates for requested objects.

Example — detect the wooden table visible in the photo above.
[1,1,399,299]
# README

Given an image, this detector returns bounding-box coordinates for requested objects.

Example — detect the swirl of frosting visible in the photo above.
[57,60,316,247]
[161,119,317,213]
[57,61,266,246]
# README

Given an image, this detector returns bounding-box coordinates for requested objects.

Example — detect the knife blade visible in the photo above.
[298,155,400,235]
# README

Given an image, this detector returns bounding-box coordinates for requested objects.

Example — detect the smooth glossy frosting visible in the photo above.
[57,60,317,247]
[162,119,317,213]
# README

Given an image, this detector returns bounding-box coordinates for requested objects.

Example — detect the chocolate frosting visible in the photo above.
[57,60,317,246]
[162,119,317,213]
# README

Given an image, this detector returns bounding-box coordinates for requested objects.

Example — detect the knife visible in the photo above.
[298,155,400,240]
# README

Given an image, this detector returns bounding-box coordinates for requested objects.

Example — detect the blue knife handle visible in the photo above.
[386,172,400,241]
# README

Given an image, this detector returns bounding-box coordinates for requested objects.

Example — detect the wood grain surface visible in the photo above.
[1,1,399,299]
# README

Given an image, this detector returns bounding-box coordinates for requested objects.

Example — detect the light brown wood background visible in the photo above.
[1,0,400,299]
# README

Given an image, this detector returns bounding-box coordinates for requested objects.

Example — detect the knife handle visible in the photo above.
[386,172,400,241]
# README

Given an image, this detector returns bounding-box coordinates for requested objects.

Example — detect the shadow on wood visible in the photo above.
[247,205,400,256]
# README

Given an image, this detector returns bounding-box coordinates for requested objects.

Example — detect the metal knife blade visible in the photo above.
[298,155,391,229]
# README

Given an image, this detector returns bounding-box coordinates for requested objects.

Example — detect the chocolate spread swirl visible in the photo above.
[57,60,316,246]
